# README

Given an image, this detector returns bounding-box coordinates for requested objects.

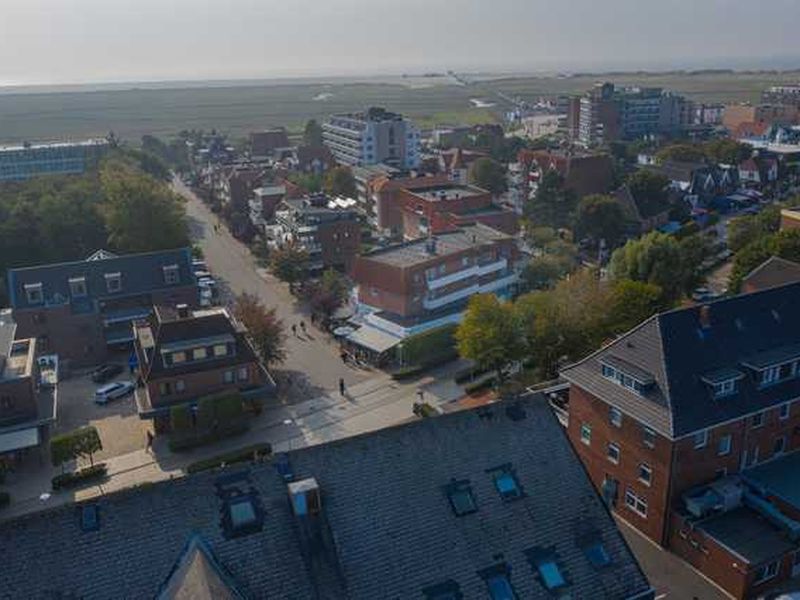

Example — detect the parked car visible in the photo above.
[90,363,124,383]
[94,381,135,405]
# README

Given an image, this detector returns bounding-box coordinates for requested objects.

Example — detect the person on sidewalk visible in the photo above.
[291,323,297,337]
[300,321,306,335]
[145,431,154,454]
[417,388,424,402]
[339,377,345,397]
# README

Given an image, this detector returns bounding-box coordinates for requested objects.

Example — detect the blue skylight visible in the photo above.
[486,574,515,600]
[448,484,477,516]
[584,543,612,568]
[537,560,566,590]
[229,499,257,529]
[494,471,521,500]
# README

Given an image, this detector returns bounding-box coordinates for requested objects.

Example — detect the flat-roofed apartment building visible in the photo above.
[0,139,109,181]
[561,282,800,599]
[322,107,420,169]
[347,224,519,362]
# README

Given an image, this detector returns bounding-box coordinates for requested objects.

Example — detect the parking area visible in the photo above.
[54,359,146,461]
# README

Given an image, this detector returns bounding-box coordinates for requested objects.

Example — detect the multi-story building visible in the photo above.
[249,128,291,157]
[0,311,56,465]
[351,163,403,228]
[322,107,420,169]
[0,139,109,181]
[0,392,654,599]
[7,249,198,368]
[722,103,799,134]
[561,282,800,599]
[274,195,361,272]
[575,83,691,146]
[348,224,519,360]
[133,305,274,433]
[762,84,800,108]
[517,149,614,201]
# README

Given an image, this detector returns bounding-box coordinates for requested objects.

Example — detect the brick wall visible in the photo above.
[0,376,37,426]
[147,361,263,408]
[317,219,361,270]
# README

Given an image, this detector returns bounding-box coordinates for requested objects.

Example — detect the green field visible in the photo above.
[1,70,798,144]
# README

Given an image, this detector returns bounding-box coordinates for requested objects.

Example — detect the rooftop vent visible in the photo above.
[176,304,190,319]
[80,504,100,532]
[288,477,321,517]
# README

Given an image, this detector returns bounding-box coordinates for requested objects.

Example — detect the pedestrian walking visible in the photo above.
[300,321,306,334]
[310,313,317,325]
[417,388,424,402]
[145,430,154,453]
[339,377,346,397]
[291,323,297,336]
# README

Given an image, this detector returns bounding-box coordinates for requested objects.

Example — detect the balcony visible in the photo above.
[426,258,507,291]
[423,284,479,310]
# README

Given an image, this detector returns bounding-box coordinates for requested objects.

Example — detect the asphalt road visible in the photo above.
[173,178,372,396]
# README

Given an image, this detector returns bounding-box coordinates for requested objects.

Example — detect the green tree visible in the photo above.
[522,254,573,290]
[309,269,350,320]
[303,119,324,147]
[605,279,668,333]
[655,144,706,164]
[234,293,287,366]
[287,172,323,194]
[456,294,523,381]
[526,170,576,229]
[704,139,751,165]
[50,426,103,470]
[269,243,309,289]
[468,157,507,194]
[626,170,670,218]
[100,162,189,252]
[324,166,357,198]
[730,230,800,291]
[727,205,781,253]
[575,194,628,246]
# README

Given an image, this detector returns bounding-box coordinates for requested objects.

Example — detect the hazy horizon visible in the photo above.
[3,0,800,88]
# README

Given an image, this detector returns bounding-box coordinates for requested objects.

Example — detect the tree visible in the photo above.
[727,205,781,253]
[526,170,576,229]
[655,144,706,164]
[324,166,357,198]
[522,254,573,290]
[730,229,800,291]
[303,119,324,147]
[468,157,507,195]
[100,162,189,253]
[309,269,350,320]
[704,139,751,165]
[626,170,670,218]
[269,243,309,289]
[575,194,628,247]
[456,294,523,381]
[50,426,103,470]
[605,280,668,333]
[287,172,323,194]
[234,293,287,366]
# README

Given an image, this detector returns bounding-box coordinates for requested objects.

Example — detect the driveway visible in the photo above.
[173,178,373,397]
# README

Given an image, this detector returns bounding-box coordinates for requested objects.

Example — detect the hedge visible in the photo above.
[397,324,458,368]
[454,364,491,384]
[0,492,9,508]
[464,377,496,395]
[186,443,272,474]
[169,422,249,452]
[51,464,108,491]
[170,404,193,433]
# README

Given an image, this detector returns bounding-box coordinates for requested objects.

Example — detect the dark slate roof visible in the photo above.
[157,535,245,600]
[562,282,800,438]
[742,256,800,293]
[0,393,652,600]
[7,248,196,310]
[696,507,796,564]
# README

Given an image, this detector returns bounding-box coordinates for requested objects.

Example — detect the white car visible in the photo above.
[94,381,135,405]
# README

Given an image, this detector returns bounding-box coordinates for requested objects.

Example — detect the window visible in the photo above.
[536,559,566,591]
[609,407,623,428]
[639,463,652,486]
[584,543,612,569]
[774,436,787,456]
[642,427,656,449]
[163,264,180,285]
[24,283,43,305]
[485,574,515,600]
[213,344,228,357]
[462,256,470,267]
[69,277,87,298]
[607,442,620,464]
[754,561,779,584]
[752,411,765,428]
[712,378,737,398]
[580,423,592,446]
[780,402,791,421]
[159,382,172,396]
[238,367,249,382]
[624,488,648,518]
[446,481,477,516]
[175,380,185,393]
[192,347,207,360]
[693,430,708,449]
[172,352,186,364]
[760,366,780,387]
[223,370,234,384]
[779,361,797,381]
[492,469,522,501]
[717,434,732,456]
[104,272,122,293]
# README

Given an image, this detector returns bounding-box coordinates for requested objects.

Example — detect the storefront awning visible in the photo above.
[346,326,401,354]
[0,427,40,454]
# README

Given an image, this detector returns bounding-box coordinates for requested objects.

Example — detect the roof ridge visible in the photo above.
[654,314,676,437]
[9,246,191,273]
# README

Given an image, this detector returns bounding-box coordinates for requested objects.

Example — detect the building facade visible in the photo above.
[561,283,800,599]
[0,139,109,181]
[133,305,274,433]
[322,107,420,169]
[7,249,198,368]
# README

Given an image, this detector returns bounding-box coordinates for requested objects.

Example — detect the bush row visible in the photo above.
[185,443,273,474]
[51,464,108,491]
[168,422,249,452]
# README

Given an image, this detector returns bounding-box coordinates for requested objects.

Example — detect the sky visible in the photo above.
[2,0,800,86]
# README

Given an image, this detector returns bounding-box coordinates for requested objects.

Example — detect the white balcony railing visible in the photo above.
[426,258,507,291]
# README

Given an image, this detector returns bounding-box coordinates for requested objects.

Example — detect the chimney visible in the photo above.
[288,477,321,517]
[176,303,190,319]
[699,304,711,329]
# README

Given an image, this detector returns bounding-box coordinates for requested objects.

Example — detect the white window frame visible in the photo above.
[104,272,122,293]
[717,434,732,456]
[163,264,180,285]
[609,406,623,428]
[24,283,43,305]
[774,435,787,456]
[175,380,186,392]
[607,442,620,464]
[779,402,791,421]
[760,366,781,387]
[624,488,648,518]
[172,351,186,364]
[642,427,656,449]
[68,277,87,298]
[712,378,737,398]
[639,463,652,486]
[693,429,708,450]
[213,344,228,357]
[752,411,765,429]
[223,370,234,384]
[580,423,592,446]
[753,560,779,584]
[237,366,248,382]
[192,347,207,360]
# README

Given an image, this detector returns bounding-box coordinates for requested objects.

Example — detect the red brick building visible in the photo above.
[561,283,800,599]
[517,150,614,201]
[741,256,800,294]
[133,305,275,433]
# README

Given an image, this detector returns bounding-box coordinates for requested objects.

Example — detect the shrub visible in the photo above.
[51,426,103,469]
[390,365,425,380]
[0,491,9,508]
[51,464,108,491]
[413,402,439,418]
[185,443,272,474]
[195,396,217,431]
[170,404,193,433]
[454,364,491,384]
[398,324,458,368]
[215,394,244,422]
[168,422,248,452]
[464,377,496,395]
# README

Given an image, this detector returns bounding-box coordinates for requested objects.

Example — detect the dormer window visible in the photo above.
[104,272,122,293]
[24,283,43,305]
[600,357,653,396]
[69,277,87,298]
[712,379,738,398]
[162,264,180,285]
[702,368,744,398]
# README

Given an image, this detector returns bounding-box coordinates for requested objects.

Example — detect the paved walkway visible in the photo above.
[1,363,467,521]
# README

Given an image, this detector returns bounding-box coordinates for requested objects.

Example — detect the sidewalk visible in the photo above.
[1,367,466,521]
